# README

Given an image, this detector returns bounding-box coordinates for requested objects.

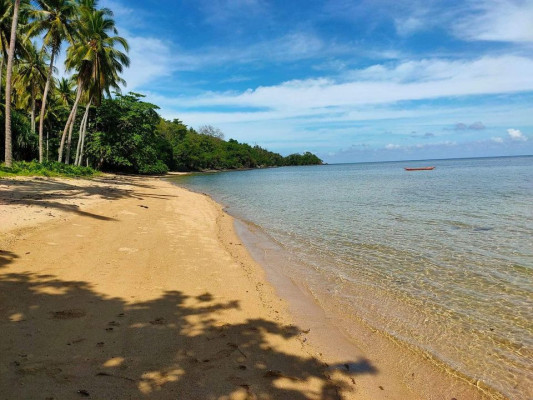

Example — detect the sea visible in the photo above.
[169,156,533,399]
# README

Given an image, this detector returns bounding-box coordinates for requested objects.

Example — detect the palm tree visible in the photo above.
[55,76,74,107]
[0,1,13,97]
[63,5,129,165]
[14,41,48,135]
[4,0,22,168]
[0,0,26,101]
[27,0,77,163]
[58,0,100,163]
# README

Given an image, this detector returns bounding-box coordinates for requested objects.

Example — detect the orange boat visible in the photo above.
[404,166,435,171]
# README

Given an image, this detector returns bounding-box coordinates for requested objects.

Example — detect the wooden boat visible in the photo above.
[404,166,435,171]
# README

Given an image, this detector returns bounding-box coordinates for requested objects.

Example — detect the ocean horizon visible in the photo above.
[170,155,533,399]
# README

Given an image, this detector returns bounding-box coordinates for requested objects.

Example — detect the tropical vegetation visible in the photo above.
[0,0,321,175]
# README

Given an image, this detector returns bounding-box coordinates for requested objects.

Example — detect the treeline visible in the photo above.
[157,117,322,172]
[2,91,322,174]
[85,93,321,173]
[0,0,321,174]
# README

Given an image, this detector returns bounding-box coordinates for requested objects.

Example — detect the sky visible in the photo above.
[94,0,533,162]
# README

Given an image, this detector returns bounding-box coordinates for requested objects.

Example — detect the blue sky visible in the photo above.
[96,0,533,162]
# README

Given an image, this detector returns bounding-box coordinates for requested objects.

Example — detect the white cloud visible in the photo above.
[345,56,527,84]
[326,0,533,44]
[121,33,173,90]
[507,128,528,141]
[177,56,533,112]
[491,137,504,143]
[164,32,353,72]
[385,143,401,149]
[383,141,457,152]
[100,0,146,27]
[395,16,426,36]
[454,0,533,43]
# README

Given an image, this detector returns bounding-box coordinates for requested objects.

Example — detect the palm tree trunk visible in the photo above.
[74,113,84,165]
[30,86,36,134]
[4,0,21,168]
[38,50,55,163]
[65,102,78,164]
[58,84,82,162]
[78,98,91,166]
[0,57,4,106]
[75,99,90,165]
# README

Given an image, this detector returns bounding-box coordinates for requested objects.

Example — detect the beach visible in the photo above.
[0,175,494,399]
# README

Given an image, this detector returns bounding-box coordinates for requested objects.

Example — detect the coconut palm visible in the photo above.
[59,0,108,163]
[27,0,78,162]
[62,6,129,164]
[0,0,13,93]
[13,41,49,135]
[79,0,112,17]
[0,0,26,100]
[55,76,74,107]
[4,0,22,168]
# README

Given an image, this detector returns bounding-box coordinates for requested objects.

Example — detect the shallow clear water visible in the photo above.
[170,156,533,399]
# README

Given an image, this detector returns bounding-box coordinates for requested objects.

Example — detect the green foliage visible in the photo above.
[0,109,37,161]
[0,160,96,177]
[157,119,321,171]
[2,92,322,175]
[283,152,323,166]
[86,93,168,174]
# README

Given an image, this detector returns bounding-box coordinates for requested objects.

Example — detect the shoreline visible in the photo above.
[167,176,506,400]
[221,204,504,400]
[0,175,502,399]
[0,175,359,399]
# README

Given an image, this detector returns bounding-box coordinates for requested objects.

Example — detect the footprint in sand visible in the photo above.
[118,247,138,254]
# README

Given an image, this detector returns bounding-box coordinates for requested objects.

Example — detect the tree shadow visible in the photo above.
[0,271,377,399]
[0,176,177,222]
[0,250,18,268]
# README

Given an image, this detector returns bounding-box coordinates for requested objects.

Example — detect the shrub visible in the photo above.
[0,161,97,177]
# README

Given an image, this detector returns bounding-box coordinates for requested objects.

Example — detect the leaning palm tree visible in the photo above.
[58,0,101,163]
[3,0,22,168]
[62,6,129,164]
[73,89,91,165]
[27,0,77,162]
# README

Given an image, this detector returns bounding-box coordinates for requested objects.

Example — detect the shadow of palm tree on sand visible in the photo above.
[0,270,377,399]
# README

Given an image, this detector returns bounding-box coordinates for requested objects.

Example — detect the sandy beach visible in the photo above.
[0,175,492,399]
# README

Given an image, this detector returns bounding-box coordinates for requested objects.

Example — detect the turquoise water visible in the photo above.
[170,156,533,399]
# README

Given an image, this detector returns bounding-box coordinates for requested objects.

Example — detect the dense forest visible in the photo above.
[0,0,321,174]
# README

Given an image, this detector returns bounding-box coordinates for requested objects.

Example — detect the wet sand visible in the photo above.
[0,175,491,399]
